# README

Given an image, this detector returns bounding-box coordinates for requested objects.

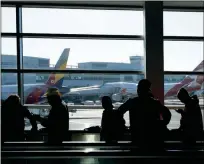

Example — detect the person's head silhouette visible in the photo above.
[137,79,152,97]
[102,96,113,110]
[43,88,62,106]
[177,88,190,104]
[5,94,21,106]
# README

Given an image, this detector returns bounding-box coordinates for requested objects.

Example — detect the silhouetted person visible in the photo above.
[176,88,203,145]
[118,79,171,150]
[1,95,38,142]
[101,96,125,142]
[34,88,69,144]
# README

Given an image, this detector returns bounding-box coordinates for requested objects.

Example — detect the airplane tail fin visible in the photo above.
[165,60,204,98]
[45,48,70,88]
[193,60,204,72]
[183,60,204,81]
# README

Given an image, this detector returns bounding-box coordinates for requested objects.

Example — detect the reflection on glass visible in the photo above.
[23,38,144,70]
[22,8,143,35]
[2,7,16,33]
[164,11,204,36]
[164,41,203,71]
[1,38,17,69]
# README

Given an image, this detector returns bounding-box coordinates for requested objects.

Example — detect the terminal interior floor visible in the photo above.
[2,158,204,164]
[2,140,204,164]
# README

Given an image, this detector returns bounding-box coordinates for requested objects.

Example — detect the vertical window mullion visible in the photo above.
[16,5,24,103]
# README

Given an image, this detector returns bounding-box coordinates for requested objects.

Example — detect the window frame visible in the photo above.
[1,2,203,100]
[1,3,145,104]
[1,1,203,131]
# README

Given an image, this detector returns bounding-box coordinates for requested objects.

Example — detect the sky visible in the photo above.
[1,7,204,71]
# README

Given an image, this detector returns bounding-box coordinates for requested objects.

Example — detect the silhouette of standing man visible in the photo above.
[34,88,69,144]
[118,79,171,150]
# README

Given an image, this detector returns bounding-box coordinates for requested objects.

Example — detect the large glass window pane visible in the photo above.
[164,11,204,36]
[23,73,144,104]
[23,73,145,130]
[164,74,204,130]
[1,38,17,69]
[164,41,204,71]
[23,38,144,70]
[1,73,17,100]
[1,7,16,33]
[22,8,143,35]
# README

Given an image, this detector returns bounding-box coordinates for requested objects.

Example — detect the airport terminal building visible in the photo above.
[1,54,50,84]
[1,54,184,86]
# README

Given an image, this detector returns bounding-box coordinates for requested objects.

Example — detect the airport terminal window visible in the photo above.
[22,8,143,35]
[23,38,144,70]
[164,11,204,36]
[1,7,16,33]
[164,74,204,130]
[23,73,144,104]
[164,41,204,71]
[1,73,18,100]
[3,4,203,132]
[163,11,204,130]
[22,72,145,130]
[1,38,17,69]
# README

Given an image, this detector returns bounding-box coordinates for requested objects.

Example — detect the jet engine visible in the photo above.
[112,93,122,102]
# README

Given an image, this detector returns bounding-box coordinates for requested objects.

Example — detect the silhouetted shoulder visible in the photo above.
[150,98,163,106]
[118,97,136,114]
[21,105,31,117]
[125,97,140,106]
[191,95,199,104]
[129,97,140,103]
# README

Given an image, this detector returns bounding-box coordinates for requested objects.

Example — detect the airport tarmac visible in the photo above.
[25,108,204,131]
[25,97,204,131]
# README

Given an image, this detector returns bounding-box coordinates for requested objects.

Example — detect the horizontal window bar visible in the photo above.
[164,71,204,75]
[2,1,204,12]
[1,33,18,37]
[163,6,204,12]
[0,4,16,7]
[17,33,143,40]
[1,33,143,40]
[2,33,203,41]
[1,1,143,10]
[164,36,204,41]
[1,69,144,74]
[2,69,203,75]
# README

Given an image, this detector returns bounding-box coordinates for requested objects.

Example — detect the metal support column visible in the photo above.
[16,5,24,103]
[144,1,164,103]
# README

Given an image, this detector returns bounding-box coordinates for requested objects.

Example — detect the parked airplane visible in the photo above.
[1,48,70,104]
[66,60,204,102]
[165,60,204,98]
